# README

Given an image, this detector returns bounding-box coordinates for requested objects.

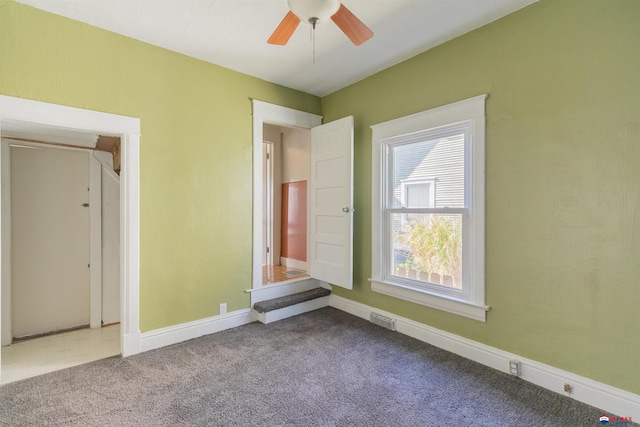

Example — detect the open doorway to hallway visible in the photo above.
[251,100,354,297]
[261,123,311,286]
[0,95,142,377]
[0,138,121,384]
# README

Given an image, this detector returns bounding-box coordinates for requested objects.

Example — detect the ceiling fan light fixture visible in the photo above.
[268,0,373,47]
[287,0,340,25]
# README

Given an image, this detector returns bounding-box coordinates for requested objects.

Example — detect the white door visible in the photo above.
[11,145,90,338]
[309,116,354,289]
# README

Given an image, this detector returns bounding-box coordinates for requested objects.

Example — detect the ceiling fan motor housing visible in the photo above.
[288,0,340,24]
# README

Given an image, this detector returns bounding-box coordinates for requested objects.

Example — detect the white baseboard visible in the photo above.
[140,309,257,353]
[257,295,330,324]
[281,257,307,271]
[330,294,640,421]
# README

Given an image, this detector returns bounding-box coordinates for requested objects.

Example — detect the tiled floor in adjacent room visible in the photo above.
[1,324,120,384]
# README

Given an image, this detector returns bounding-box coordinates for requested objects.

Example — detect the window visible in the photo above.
[370,95,489,321]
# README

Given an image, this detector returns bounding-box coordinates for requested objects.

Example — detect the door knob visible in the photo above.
[342,207,354,213]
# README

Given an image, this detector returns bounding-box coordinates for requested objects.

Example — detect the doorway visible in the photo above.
[251,101,322,291]
[251,100,355,303]
[0,139,121,383]
[262,124,311,286]
[0,95,142,382]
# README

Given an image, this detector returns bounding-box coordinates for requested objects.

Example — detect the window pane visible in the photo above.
[392,134,465,208]
[391,213,462,289]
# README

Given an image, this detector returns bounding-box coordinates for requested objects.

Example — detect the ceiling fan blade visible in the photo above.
[268,11,301,45]
[330,4,373,46]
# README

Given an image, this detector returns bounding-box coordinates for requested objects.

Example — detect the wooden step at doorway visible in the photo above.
[253,287,331,324]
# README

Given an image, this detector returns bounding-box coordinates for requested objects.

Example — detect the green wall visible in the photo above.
[0,0,321,331]
[322,0,640,394]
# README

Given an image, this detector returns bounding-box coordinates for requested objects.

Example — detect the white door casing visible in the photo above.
[309,116,354,290]
[263,142,273,266]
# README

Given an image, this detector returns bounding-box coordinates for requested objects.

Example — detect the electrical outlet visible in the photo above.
[509,360,521,376]
[564,383,573,394]
[220,303,227,315]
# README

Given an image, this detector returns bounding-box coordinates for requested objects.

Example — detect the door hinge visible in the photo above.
[82,203,90,207]
[266,247,270,253]
[266,152,270,160]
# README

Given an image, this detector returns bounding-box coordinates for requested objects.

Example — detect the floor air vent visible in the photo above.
[370,312,396,331]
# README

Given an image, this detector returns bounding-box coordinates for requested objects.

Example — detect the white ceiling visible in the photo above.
[16,0,537,97]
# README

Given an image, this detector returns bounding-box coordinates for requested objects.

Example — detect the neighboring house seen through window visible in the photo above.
[370,95,489,321]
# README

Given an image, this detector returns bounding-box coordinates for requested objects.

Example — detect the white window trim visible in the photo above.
[370,94,489,322]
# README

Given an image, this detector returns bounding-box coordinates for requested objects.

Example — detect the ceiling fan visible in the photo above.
[268,0,374,46]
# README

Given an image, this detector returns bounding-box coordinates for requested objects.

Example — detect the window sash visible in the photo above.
[381,125,470,297]
[383,126,468,210]
[382,210,470,299]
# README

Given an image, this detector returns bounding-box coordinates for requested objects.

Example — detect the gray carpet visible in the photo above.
[0,307,615,426]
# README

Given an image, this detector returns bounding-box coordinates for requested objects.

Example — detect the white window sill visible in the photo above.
[369,279,490,322]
